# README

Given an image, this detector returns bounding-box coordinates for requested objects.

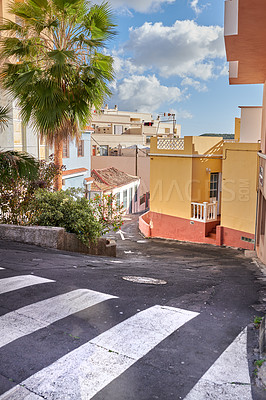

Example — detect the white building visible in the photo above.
[89,167,140,214]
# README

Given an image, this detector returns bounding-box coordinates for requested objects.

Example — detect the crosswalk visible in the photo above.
[0,270,254,399]
[0,275,54,294]
[0,289,116,348]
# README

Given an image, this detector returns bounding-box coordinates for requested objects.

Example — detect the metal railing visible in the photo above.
[157,138,184,150]
[191,201,217,222]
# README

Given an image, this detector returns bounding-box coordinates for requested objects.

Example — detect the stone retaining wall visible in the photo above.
[0,224,116,257]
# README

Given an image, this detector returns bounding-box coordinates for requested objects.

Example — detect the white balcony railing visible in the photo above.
[157,138,184,150]
[191,201,217,222]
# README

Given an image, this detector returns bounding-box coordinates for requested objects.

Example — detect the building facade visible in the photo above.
[90,105,181,156]
[89,167,140,214]
[224,0,266,263]
[61,128,93,190]
[139,134,259,249]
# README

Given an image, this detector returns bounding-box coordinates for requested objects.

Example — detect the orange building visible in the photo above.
[224,0,266,263]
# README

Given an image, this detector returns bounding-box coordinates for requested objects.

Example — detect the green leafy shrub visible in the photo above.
[30,189,104,245]
[0,155,62,225]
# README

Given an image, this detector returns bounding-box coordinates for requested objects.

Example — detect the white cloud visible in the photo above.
[218,63,229,77]
[93,0,175,13]
[181,77,208,92]
[112,55,147,78]
[111,74,182,113]
[190,1,209,15]
[169,108,193,120]
[125,20,225,79]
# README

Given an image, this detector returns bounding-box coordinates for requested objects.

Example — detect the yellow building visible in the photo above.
[139,135,260,250]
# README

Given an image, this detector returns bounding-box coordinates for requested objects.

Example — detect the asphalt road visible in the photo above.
[0,215,265,399]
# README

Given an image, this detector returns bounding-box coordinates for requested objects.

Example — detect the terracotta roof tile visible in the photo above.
[90,167,139,192]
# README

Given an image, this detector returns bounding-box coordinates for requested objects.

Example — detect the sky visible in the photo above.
[93,0,263,136]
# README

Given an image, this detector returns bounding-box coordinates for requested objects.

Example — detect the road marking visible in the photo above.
[118,230,125,240]
[0,289,117,349]
[1,306,198,399]
[184,328,252,400]
[0,275,54,295]
[0,268,4,270]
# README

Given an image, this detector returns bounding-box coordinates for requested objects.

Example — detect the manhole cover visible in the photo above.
[122,276,167,285]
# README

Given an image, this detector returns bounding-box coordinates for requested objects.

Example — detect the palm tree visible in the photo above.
[0,105,9,130]
[0,0,115,190]
[0,105,39,182]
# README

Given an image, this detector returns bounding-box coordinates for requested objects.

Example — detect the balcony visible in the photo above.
[157,138,184,151]
[191,201,217,222]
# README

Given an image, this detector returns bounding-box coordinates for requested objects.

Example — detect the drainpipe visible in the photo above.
[254,188,259,251]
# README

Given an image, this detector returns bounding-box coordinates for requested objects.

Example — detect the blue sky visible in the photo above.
[95,0,263,136]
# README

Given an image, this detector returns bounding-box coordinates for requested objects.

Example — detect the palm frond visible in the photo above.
[0,150,39,182]
[0,105,10,132]
[0,0,116,146]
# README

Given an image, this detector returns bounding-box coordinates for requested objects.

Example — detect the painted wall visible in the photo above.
[191,137,223,204]
[239,107,262,143]
[91,134,146,150]
[149,136,223,220]
[110,180,140,214]
[221,142,260,235]
[62,132,91,189]
[235,118,241,141]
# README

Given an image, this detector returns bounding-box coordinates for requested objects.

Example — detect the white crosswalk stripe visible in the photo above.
[184,328,252,400]
[0,289,117,349]
[0,305,199,400]
[0,275,54,294]
[0,268,5,270]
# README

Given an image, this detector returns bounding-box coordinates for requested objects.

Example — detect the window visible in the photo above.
[116,192,120,206]
[100,145,108,156]
[77,140,84,157]
[134,185,138,202]
[123,190,127,209]
[39,136,47,160]
[129,187,133,213]
[140,194,146,205]
[114,125,123,135]
[63,140,69,158]
[210,173,219,200]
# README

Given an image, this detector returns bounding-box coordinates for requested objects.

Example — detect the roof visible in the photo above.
[90,167,139,192]
[83,126,95,132]
[85,177,94,183]
[62,168,88,177]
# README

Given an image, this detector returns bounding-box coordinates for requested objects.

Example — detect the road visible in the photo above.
[0,215,265,399]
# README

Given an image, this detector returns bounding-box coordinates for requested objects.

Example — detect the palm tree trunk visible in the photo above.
[54,137,63,191]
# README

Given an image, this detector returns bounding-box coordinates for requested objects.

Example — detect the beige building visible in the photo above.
[0,91,48,160]
[90,105,181,156]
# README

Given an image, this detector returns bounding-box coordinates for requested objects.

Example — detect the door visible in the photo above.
[210,172,221,215]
